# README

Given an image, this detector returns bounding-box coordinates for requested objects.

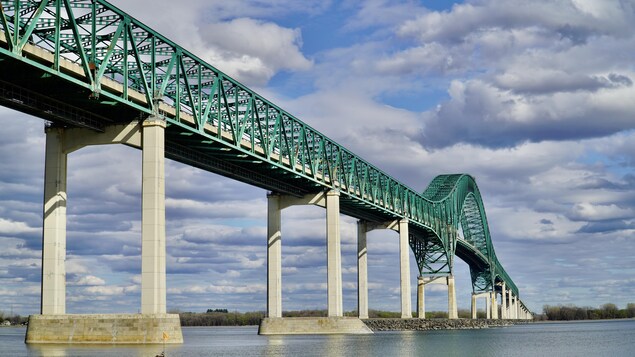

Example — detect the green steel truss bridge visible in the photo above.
[0,0,525,309]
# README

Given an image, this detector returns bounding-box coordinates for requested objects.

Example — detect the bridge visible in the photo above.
[0,0,531,342]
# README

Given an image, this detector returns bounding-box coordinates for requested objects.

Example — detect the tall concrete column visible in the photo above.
[41,127,67,315]
[357,220,369,319]
[267,193,282,318]
[486,294,491,319]
[501,283,507,319]
[471,294,477,319]
[417,276,425,318]
[141,118,167,314]
[326,190,342,317]
[399,219,411,318]
[448,275,458,319]
[507,289,514,319]
[490,291,499,319]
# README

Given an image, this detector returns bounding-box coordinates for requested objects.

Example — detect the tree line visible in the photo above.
[176,308,484,326]
[0,311,28,326]
[538,303,635,321]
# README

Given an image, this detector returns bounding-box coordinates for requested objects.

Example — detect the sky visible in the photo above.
[1,0,635,316]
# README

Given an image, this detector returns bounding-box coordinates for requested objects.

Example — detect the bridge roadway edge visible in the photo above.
[25,314,183,344]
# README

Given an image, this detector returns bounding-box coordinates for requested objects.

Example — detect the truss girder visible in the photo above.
[420,174,518,296]
[0,0,520,298]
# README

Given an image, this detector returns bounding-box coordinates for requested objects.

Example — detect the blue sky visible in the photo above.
[2,0,635,316]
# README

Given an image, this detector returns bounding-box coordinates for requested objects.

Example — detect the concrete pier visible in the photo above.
[501,282,507,319]
[259,317,372,335]
[398,219,411,318]
[141,118,167,314]
[448,275,458,319]
[266,193,282,318]
[419,275,458,319]
[471,292,490,319]
[417,276,425,318]
[41,127,67,315]
[357,220,369,319]
[490,291,499,319]
[261,191,358,334]
[26,314,182,344]
[28,121,182,344]
[326,190,343,317]
[359,219,412,320]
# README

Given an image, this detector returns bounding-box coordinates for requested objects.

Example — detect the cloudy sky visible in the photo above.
[2,0,635,316]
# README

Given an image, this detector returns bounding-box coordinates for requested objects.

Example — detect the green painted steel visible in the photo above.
[0,0,523,301]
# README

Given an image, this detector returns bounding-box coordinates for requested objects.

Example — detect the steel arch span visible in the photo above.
[413,174,518,297]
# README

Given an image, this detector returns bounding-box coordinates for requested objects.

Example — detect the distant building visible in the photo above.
[1,320,10,326]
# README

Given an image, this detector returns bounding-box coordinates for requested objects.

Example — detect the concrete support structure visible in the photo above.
[398,219,411,319]
[490,291,499,319]
[259,317,372,335]
[357,221,369,319]
[447,275,458,319]
[264,191,345,317]
[260,191,373,335]
[472,291,502,319]
[326,190,343,317]
[140,118,167,314]
[30,121,182,344]
[26,314,183,344]
[417,276,425,318]
[509,289,513,319]
[41,127,68,315]
[501,283,507,319]
[267,193,282,318]
[419,275,457,319]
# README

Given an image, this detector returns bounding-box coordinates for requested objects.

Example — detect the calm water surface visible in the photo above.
[1,319,634,356]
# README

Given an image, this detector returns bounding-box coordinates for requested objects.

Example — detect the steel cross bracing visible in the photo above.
[0,0,520,298]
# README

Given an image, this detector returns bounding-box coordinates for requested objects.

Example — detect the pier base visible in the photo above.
[258,317,373,335]
[25,314,183,344]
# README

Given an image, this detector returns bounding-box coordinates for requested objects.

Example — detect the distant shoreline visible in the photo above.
[532,317,635,324]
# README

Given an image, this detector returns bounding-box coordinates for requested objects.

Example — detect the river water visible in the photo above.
[1,319,634,356]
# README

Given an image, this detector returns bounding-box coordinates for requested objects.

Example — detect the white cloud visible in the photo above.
[398,0,635,44]
[108,0,313,86]
[84,285,139,296]
[422,78,635,148]
[569,202,634,222]
[201,18,312,85]
[168,283,266,295]
[0,218,39,235]
[73,275,107,286]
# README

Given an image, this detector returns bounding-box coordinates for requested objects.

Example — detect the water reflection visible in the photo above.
[6,321,635,357]
[26,344,68,357]
[27,343,169,357]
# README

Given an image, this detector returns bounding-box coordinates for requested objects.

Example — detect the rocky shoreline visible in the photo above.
[363,318,532,331]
